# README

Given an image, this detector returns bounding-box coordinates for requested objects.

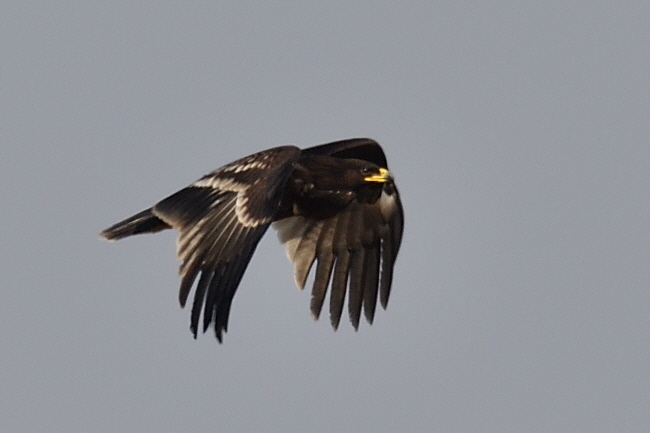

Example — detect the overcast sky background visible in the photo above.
[2,2,649,432]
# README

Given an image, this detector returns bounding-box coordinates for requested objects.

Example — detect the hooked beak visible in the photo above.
[364,167,390,183]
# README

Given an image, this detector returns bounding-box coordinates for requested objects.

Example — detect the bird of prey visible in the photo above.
[100,138,403,342]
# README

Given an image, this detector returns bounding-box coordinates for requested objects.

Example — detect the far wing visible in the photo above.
[301,138,389,168]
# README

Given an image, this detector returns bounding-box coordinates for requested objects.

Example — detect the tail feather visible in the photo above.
[100,208,171,241]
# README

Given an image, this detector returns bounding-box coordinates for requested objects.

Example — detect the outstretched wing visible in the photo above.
[152,146,301,342]
[275,139,404,330]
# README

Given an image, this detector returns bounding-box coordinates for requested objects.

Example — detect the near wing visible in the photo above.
[275,139,404,330]
[152,146,301,342]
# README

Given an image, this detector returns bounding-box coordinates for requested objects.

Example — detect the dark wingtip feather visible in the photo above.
[310,252,334,321]
[347,250,365,331]
[189,270,213,338]
[379,245,395,310]
[362,242,380,324]
[178,259,203,308]
[330,250,351,331]
[329,312,341,331]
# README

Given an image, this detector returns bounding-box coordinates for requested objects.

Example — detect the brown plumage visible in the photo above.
[100,138,403,342]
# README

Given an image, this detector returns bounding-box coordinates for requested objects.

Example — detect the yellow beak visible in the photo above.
[364,167,390,183]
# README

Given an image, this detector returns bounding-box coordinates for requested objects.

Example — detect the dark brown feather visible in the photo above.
[101,139,403,343]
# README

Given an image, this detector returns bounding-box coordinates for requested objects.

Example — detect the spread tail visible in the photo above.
[100,208,171,241]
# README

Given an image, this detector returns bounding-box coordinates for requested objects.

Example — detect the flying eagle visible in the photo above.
[100,138,403,342]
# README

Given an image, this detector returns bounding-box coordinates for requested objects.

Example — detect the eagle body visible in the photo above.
[101,138,403,342]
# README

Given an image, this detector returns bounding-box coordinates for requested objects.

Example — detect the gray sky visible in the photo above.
[2,2,649,432]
